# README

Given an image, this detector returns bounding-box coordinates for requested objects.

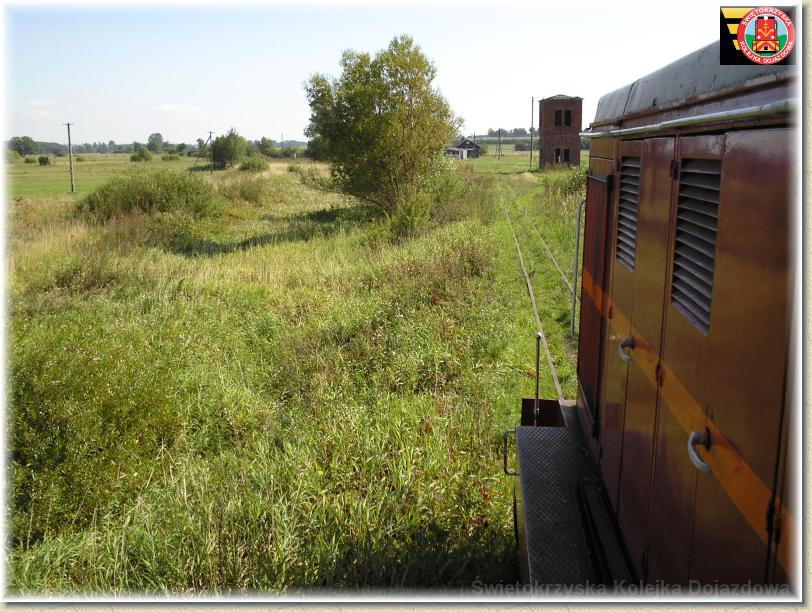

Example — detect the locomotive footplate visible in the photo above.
[510,400,633,587]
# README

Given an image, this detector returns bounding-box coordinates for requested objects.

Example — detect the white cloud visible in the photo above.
[26,100,56,108]
[34,110,53,117]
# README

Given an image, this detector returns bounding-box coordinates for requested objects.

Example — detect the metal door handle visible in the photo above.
[687,429,711,472]
[503,429,518,476]
[618,337,635,362]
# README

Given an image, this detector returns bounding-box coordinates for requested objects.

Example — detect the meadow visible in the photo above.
[7,150,586,594]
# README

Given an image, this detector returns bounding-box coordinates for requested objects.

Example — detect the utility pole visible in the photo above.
[497,128,502,159]
[208,131,214,175]
[529,97,535,170]
[64,123,76,193]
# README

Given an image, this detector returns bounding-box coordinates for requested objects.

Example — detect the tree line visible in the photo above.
[6,133,309,159]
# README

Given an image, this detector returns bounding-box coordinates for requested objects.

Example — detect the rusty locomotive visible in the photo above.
[510,41,798,590]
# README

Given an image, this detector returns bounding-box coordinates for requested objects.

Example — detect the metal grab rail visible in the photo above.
[503,429,518,476]
[571,198,586,337]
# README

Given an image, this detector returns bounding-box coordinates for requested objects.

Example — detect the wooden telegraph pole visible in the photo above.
[496,128,502,159]
[529,97,534,170]
[64,123,76,193]
[208,131,214,175]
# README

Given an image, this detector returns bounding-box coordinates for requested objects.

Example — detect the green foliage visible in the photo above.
[305,35,460,218]
[304,136,325,160]
[211,129,247,169]
[218,176,270,204]
[161,154,180,161]
[562,165,587,195]
[147,133,164,152]
[257,137,276,156]
[8,152,589,593]
[9,136,40,156]
[7,149,22,163]
[238,157,267,172]
[75,155,86,162]
[130,149,152,162]
[37,156,51,166]
[75,170,225,221]
[23,157,37,164]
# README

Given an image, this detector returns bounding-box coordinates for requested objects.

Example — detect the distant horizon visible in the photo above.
[7,2,718,145]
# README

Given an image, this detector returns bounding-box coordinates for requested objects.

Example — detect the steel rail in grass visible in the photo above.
[503,202,564,403]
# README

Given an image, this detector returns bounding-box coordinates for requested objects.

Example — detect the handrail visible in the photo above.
[579,99,793,139]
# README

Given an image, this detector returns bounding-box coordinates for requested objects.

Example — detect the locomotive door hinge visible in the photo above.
[641,546,650,583]
[655,362,665,387]
[766,499,776,535]
[670,160,681,180]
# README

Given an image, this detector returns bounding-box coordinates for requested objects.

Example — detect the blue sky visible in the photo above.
[6,1,721,145]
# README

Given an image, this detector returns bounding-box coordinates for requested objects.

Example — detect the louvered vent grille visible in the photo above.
[616,157,641,270]
[671,158,721,335]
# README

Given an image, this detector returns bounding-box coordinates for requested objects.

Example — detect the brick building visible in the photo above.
[538,95,582,168]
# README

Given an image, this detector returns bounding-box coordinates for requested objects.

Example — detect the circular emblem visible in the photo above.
[737,7,795,65]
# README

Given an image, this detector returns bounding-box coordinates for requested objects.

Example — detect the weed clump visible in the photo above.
[562,165,587,196]
[130,149,152,162]
[239,157,267,172]
[218,176,270,205]
[75,171,225,222]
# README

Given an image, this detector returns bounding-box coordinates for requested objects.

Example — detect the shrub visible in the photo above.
[218,176,269,205]
[304,35,460,224]
[239,157,267,172]
[75,170,225,221]
[23,157,36,164]
[7,150,21,163]
[130,149,152,162]
[562,165,587,195]
[37,156,51,166]
[211,128,247,168]
[75,155,86,162]
[161,154,180,161]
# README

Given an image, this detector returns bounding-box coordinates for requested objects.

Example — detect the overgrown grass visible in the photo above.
[74,170,225,222]
[9,152,584,594]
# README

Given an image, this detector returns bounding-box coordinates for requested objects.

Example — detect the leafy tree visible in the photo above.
[37,155,51,166]
[304,35,459,215]
[304,136,325,160]
[147,133,164,152]
[9,136,40,156]
[211,128,247,168]
[258,137,276,157]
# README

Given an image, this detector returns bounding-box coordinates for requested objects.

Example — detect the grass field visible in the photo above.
[7,152,586,594]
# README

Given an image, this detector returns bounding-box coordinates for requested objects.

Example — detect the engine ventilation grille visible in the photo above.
[671,158,721,335]
[616,157,640,270]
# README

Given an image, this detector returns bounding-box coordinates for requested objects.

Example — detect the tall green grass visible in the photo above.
[8,155,584,594]
[74,170,224,221]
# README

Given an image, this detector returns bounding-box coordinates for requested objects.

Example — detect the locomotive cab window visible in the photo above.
[670,158,721,335]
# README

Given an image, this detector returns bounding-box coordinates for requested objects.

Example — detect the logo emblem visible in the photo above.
[736,7,795,64]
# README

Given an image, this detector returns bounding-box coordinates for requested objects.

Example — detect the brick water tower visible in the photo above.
[538,95,582,168]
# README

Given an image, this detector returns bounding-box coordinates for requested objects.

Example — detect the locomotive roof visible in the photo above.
[593,42,792,124]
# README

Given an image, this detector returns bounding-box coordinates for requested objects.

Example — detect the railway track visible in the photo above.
[502,200,564,403]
